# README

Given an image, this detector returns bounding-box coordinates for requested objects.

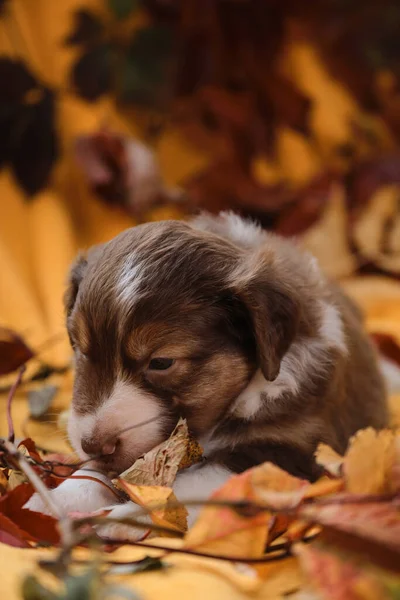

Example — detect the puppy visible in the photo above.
[25,212,389,534]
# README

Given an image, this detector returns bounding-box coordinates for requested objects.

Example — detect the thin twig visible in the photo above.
[6,365,26,442]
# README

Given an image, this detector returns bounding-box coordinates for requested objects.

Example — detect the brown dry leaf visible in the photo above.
[118,480,188,535]
[0,328,34,376]
[315,444,344,478]
[0,470,8,495]
[118,418,202,487]
[344,428,399,494]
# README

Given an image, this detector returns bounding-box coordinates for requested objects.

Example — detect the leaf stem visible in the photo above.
[6,365,26,442]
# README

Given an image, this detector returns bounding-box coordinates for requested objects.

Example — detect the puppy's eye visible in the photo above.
[148,358,175,371]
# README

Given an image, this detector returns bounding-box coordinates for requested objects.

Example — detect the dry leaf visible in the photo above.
[0,483,60,546]
[370,333,400,368]
[0,328,34,376]
[118,480,188,535]
[184,468,271,559]
[300,501,400,554]
[344,428,398,494]
[0,470,7,495]
[7,470,28,491]
[315,444,344,478]
[185,462,310,559]
[296,542,399,600]
[118,418,202,487]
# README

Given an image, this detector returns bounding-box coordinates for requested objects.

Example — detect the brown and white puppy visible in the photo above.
[25,212,389,532]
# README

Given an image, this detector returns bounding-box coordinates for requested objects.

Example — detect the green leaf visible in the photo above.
[21,575,58,600]
[64,569,99,600]
[108,0,141,20]
[118,26,174,107]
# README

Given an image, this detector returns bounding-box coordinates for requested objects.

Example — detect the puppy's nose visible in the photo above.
[81,437,117,457]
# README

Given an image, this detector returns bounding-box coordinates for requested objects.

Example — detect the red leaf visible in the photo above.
[18,438,43,463]
[0,327,34,375]
[370,333,400,367]
[0,514,31,548]
[300,501,400,554]
[276,174,334,237]
[296,542,396,600]
[349,154,400,214]
[0,483,60,546]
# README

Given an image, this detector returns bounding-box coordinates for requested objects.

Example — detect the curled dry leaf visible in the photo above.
[118,417,203,487]
[0,327,34,376]
[114,419,201,535]
[343,428,399,495]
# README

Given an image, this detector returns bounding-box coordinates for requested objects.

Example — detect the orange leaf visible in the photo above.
[184,462,309,559]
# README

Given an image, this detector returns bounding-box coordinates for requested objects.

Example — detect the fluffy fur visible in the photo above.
[25,212,389,531]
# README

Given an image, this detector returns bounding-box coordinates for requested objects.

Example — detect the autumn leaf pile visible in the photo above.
[0,373,399,600]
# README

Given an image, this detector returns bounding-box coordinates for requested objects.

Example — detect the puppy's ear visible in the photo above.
[232,271,301,382]
[64,253,87,317]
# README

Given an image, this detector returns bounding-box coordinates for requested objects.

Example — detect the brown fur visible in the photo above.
[65,218,389,479]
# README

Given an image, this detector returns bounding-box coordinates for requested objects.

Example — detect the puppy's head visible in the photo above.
[66,220,303,474]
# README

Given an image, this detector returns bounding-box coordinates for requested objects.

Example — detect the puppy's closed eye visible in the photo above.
[148,358,175,371]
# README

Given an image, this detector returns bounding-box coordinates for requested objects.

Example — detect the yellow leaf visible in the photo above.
[344,428,398,494]
[118,481,188,535]
[315,443,344,478]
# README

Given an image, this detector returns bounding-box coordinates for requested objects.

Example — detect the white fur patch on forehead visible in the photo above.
[116,254,147,308]
[191,211,267,249]
[68,379,166,463]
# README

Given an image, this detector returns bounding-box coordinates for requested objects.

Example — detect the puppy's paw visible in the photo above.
[96,502,151,542]
[23,470,120,517]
